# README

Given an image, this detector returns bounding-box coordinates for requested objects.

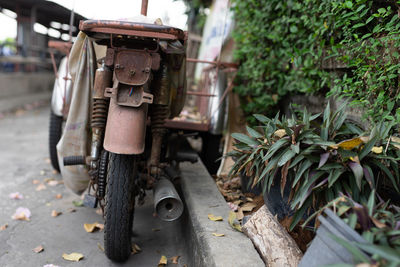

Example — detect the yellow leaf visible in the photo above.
[84,222,100,233]
[330,137,363,150]
[170,255,180,264]
[212,233,225,237]
[62,252,84,262]
[158,255,168,266]
[97,242,104,252]
[274,129,286,138]
[131,243,141,254]
[371,146,383,154]
[228,211,242,232]
[33,245,44,253]
[208,214,223,221]
[51,210,62,217]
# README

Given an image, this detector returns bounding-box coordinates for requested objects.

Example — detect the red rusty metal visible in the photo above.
[114,50,152,86]
[79,20,185,40]
[141,0,149,16]
[104,98,148,154]
[164,120,210,132]
[48,40,72,54]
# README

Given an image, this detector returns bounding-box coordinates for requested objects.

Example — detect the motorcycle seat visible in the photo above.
[79,20,186,41]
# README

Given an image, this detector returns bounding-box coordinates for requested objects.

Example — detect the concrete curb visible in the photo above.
[180,160,264,267]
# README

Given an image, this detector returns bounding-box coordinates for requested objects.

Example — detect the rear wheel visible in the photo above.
[104,152,136,262]
[48,111,63,172]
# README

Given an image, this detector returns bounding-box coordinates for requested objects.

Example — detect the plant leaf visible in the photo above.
[246,126,263,138]
[278,149,296,167]
[348,162,363,190]
[232,133,258,146]
[318,152,330,168]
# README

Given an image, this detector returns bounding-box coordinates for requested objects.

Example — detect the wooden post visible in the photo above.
[242,205,303,266]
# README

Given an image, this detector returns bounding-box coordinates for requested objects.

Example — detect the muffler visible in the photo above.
[153,178,184,221]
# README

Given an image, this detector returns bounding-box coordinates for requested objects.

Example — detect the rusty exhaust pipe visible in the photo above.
[153,178,184,221]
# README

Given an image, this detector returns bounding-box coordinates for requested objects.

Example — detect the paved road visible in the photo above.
[0,106,188,267]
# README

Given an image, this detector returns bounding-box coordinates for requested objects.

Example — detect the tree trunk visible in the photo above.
[242,205,303,266]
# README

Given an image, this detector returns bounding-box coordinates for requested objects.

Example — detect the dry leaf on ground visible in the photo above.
[241,202,257,212]
[170,255,180,264]
[208,214,223,221]
[212,233,225,237]
[228,211,242,232]
[131,243,141,254]
[152,228,160,232]
[51,210,62,217]
[44,178,54,183]
[158,255,168,266]
[97,242,104,252]
[236,208,244,220]
[33,245,44,253]
[40,170,46,176]
[67,208,76,213]
[55,194,62,199]
[0,224,8,231]
[9,192,23,200]
[62,252,84,262]
[35,184,47,191]
[83,222,104,232]
[12,207,31,221]
[48,180,60,186]
[32,179,40,185]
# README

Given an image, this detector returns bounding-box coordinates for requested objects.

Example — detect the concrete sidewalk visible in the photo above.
[0,91,51,114]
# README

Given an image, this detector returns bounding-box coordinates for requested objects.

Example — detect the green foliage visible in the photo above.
[318,197,400,266]
[231,0,400,124]
[228,105,400,230]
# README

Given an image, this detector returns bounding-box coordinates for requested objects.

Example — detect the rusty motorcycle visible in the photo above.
[63,12,189,262]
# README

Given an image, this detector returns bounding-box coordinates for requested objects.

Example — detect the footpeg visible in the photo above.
[83,194,98,208]
[63,155,86,166]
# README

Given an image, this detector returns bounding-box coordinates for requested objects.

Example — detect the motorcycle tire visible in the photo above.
[104,152,136,262]
[48,110,63,172]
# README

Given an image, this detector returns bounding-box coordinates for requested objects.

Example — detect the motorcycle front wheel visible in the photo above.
[104,152,136,262]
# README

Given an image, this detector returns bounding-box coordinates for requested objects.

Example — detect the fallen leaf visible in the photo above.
[55,194,62,199]
[44,178,54,183]
[12,207,31,221]
[96,223,104,230]
[48,180,59,186]
[67,208,76,213]
[131,243,141,254]
[51,210,62,217]
[9,192,23,200]
[72,200,83,207]
[228,211,242,232]
[241,202,257,212]
[227,202,239,211]
[35,184,47,191]
[97,242,104,252]
[43,265,61,267]
[371,146,383,154]
[84,222,98,233]
[212,233,225,237]
[46,203,52,206]
[32,179,40,185]
[95,208,103,215]
[371,217,386,229]
[33,245,44,253]
[158,255,168,266]
[236,208,244,220]
[208,214,223,221]
[40,170,46,176]
[0,224,8,231]
[246,197,253,202]
[62,252,84,262]
[170,255,180,264]
[152,228,161,232]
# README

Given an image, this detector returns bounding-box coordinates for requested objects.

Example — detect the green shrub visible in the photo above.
[231,0,400,124]
[228,104,400,230]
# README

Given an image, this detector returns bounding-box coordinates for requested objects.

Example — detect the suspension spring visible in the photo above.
[91,98,108,128]
[151,105,169,131]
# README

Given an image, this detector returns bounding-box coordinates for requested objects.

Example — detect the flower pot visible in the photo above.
[299,209,369,267]
[262,178,293,220]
